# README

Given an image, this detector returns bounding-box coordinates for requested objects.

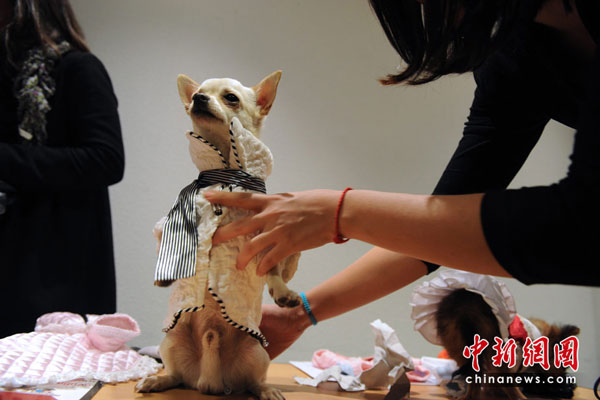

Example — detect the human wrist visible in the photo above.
[294,293,317,330]
[300,292,318,326]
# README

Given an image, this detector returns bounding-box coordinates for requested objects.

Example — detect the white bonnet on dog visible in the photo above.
[409,269,516,345]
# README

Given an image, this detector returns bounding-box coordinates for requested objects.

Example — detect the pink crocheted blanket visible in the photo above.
[0,312,161,388]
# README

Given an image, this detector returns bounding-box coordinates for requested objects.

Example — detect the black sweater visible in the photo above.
[0,51,125,336]
[427,3,600,287]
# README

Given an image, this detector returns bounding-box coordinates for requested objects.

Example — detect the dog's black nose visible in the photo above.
[192,93,209,103]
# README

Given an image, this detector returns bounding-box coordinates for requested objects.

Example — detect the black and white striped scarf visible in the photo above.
[154,168,266,283]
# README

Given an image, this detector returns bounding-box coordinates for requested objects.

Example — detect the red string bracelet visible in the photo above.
[333,187,353,244]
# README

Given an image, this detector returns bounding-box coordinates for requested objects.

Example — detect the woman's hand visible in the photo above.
[259,304,311,359]
[204,189,341,275]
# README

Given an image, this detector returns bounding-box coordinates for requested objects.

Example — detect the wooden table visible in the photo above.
[94,363,596,400]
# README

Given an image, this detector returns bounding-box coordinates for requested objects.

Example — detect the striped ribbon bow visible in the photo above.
[154,169,266,283]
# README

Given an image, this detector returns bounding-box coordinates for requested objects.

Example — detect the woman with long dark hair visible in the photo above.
[0,0,124,337]
[203,0,599,357]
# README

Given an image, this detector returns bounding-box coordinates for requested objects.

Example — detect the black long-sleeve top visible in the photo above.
[426,2,600,287]
[0,51,125,336]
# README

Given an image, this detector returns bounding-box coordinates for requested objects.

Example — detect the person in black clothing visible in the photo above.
[0,0,124,337]
[201,0,600,358]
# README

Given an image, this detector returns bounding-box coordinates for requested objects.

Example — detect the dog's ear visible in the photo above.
[177,74,200,109]
[253,70,282,116]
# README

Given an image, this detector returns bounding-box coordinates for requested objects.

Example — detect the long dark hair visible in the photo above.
[2,0,89,69]
[369,0,525,85]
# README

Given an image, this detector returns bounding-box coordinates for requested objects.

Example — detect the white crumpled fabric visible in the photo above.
[0,312,161,388]
[409,269,517,345]
[359,319,414,389]
[294,365,366,392]
[163,118,299,341]
[294,319,413,391]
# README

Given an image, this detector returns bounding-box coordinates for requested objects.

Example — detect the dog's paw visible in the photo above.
[258,386,285,400]
[135,375,179,393]
[270,288,300,308]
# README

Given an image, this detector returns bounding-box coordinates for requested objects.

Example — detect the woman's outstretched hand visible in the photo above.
[204,189,341,275]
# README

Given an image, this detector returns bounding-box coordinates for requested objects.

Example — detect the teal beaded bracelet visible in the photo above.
[300,292,317,326]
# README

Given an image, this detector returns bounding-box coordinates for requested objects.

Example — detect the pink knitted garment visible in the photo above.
[0,312,161,388]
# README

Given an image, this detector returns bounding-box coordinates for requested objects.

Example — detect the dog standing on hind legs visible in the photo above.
[135,70,299,400]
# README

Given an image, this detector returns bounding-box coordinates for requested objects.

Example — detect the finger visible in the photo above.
[212,216,263,245]
[236,231,276,270]
[203,191,266,211]
[256,243,289,277]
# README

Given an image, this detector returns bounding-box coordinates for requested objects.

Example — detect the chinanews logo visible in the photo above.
[465,373,577,387]
[462,334,579,387]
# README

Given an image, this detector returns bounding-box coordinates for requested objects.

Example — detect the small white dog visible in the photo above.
[135,71,299,399]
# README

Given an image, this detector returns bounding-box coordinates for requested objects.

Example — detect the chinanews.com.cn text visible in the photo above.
[465,373,577,387]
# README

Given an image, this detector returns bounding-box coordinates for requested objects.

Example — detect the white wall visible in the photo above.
[70,0,599,388]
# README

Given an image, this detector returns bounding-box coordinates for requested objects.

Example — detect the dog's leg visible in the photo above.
[266,254,300,308]
[231,340,285,400]
[266,268,299,307]
[248,383,285,400]
[135,374,181,393]
[137,319,201,393]
[135,333,184,393]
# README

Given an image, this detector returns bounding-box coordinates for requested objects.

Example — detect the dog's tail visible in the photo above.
[197,329,224,393]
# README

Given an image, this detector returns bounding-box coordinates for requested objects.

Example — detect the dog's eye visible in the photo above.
[223,93,239,103]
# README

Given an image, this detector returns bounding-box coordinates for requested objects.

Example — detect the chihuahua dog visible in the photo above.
[136,71,299,400]
[436,289,579,400]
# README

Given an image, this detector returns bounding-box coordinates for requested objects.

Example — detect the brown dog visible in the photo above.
[136,71,299,399]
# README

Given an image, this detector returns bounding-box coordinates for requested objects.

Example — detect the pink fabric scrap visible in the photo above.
[312,349,374,377]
